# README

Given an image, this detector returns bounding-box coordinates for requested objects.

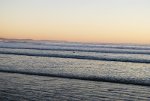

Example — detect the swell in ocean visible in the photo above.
[0,40,150,86]
[1,47,150,55]
[1,41,150,50]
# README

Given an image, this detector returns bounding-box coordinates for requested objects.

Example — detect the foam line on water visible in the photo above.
[0,69,149,86]
[0,50,150,64]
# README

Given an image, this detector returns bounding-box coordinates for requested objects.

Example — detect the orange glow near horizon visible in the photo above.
[0,0,150,44]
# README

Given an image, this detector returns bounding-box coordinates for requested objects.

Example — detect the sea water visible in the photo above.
[0,40,150,86]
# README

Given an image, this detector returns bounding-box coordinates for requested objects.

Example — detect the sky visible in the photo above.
[0,0,150,44]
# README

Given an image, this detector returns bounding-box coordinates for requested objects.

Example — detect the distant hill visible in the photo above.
[0,38,33,41]
[0,37,71,44]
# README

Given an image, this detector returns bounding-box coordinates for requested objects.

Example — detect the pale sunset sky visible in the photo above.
[0,0,150,44]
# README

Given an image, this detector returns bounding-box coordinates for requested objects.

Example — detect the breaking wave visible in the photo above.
[0,69,149,86]
[0,49,150,64]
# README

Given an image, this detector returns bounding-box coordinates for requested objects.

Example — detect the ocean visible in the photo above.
[0,40,150,100]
